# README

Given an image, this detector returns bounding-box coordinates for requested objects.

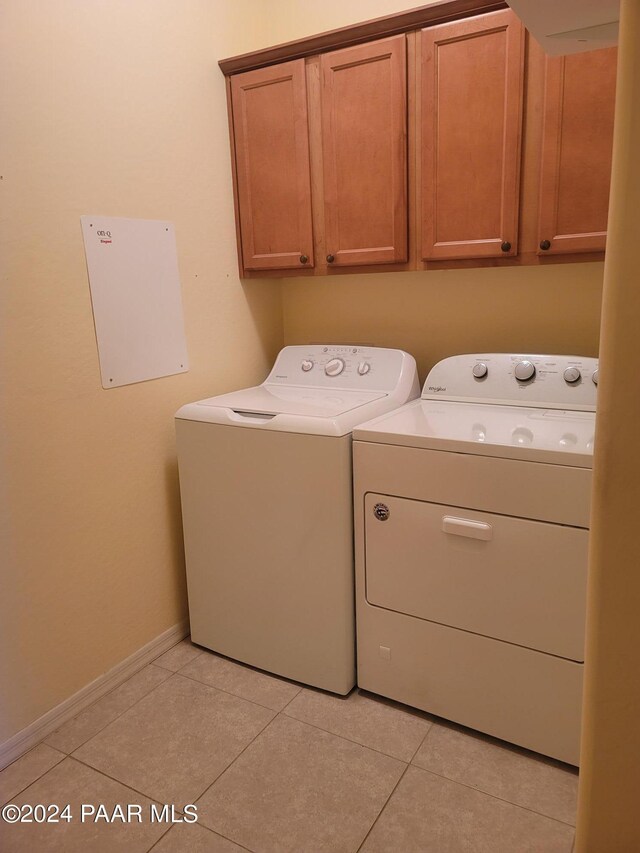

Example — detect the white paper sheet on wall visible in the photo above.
[81,215,189,389]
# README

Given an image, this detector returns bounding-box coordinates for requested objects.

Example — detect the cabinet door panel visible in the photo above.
[321,36,407,266]
[231,60,314,271]
[421,11,524,260]
[537,48,617,255]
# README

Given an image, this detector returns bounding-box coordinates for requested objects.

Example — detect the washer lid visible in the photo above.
[195,384,387,417]
[353,399,596,467]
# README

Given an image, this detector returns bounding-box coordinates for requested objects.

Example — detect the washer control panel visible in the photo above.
[424,353,599,410]
[265,345,417,393]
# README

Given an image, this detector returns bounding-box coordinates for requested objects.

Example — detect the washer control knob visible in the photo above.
[301,360,314,372]
[357,361,371,376]
[514,360,536,382]
[472,362,488,379]
[563,366,581,384]
[324,358,345,377]
[592,368,599,386]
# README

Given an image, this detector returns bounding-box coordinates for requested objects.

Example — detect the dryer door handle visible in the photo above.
[442,516,493,541]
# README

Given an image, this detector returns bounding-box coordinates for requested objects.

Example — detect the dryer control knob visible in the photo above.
[514,360,536,382]
[357,361,371,376]
[592,369,599,386]
[472,362,488,379]
[325,358,345,377]
[563,367,581,384]
[301,360,314,372]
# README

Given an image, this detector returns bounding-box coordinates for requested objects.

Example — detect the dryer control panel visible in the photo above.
[266,345,418,394]
[423,354,599,411]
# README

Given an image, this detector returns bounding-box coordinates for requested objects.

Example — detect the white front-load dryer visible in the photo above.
[175,345,418,694]
[352,352,598,764]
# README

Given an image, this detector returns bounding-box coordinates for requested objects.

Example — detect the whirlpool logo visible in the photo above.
[428,385,447,393]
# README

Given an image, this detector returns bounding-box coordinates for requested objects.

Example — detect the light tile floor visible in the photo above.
[0,638,578,852]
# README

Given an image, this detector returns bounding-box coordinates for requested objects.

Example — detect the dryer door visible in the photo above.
[364,493,588,661]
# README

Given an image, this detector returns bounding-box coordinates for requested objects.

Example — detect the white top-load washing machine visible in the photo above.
[175,345,418,695]
[353,353,598,765]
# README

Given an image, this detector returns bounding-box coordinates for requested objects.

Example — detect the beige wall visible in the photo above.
[267,0,441,41]
[273,0,604,378]
[0,0,282,743]
[283,264,603,381]
[576,0,640,849]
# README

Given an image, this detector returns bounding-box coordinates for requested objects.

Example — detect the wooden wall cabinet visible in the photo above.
[419,10,525,261]
[320,36,407,267]
[537,48,617,256]
[228,37,408,276]
[220,1,617,278]
[229,60,314,271]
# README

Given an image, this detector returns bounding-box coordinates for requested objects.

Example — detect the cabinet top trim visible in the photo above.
[218,0,508,76]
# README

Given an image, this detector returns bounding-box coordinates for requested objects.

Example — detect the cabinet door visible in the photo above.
[230,60,314,271]
[320,36,407,267]
[537,48,617,255]
[420,11,524,260]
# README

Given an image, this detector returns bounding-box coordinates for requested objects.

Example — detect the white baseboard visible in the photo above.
[0,620,189,771]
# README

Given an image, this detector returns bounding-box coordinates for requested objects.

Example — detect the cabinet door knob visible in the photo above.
[326,254,335,264]
[501,241,512,253]
[540,239,551,251]
[299,255,308,264]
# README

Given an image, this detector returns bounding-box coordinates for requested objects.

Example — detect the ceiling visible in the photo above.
[506,0,619,55]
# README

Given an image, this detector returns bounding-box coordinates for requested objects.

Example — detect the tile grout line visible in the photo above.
[43,639,301,762]
[2,656,187,803]
[175,669,301,715]
[170,661,433,764]
[66,752,257,853]
[355,760,576,853]
[39,663,283,850]
[59,664,279,762]
[67,754,185,813]
[4,660,174,792]
[191,694,280,812]
[38,636,198,756]
[182,823,258,853]
[44,667,174,756]
[69,746,244,849]
[173,643,307,692]
[0,747,66,807]
[280,705,429,764]
[158,650,433,760]
[152,646,205,674]
[189,706,277,805]
[68,753,257,853]
[140,820,173,853]
[410,764,578,830]
[187,712,287,842]
[68,697,276,825]
[144,820,259,853]
[68,702,576,839]
[279,685,304,713]
[355,760,413,853]
[143,818,257,853]
[407,719,435,763]
[192,708,412,853]
[43,757,189,853]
